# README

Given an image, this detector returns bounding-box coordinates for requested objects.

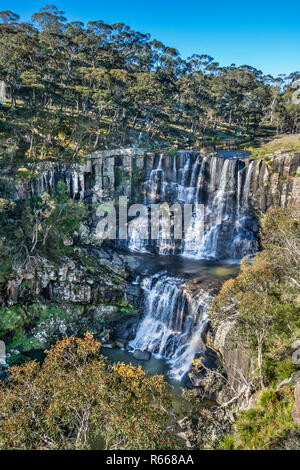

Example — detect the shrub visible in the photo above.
[220,386,296,450]
[0,333,178,450]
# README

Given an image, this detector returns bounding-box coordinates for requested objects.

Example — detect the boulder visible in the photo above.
[115,339,127,349]
[101,328,113,342]
[133,349,151,361]
[101,341,116,349]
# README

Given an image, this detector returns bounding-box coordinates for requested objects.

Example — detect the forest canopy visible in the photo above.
[0,5,299,162]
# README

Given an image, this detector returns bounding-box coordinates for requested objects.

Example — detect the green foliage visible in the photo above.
[0,182,86,275]
[0,333,179,450]
[116,296,138,314]
[263,357,298,384]
[220,386,297,450]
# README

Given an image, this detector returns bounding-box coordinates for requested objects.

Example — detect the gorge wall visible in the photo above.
[16,149,300,262]
[18,149,300,213]
[5,148,300,385]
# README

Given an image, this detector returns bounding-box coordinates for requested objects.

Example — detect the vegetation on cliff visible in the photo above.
[211,207,300,389]
[0,181,86,276]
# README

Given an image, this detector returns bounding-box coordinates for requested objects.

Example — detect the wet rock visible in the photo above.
[133,349,151,360]
[115,339,127,348]
[113,315,139,340]
[101,341,116,349]
[101,329,113,343]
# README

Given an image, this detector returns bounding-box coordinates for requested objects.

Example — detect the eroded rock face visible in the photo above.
[208,320,254,398]
[250,152,300,210]
[1,250,127,306]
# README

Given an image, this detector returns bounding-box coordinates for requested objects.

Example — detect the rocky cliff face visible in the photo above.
[5,148,300,378]
[15,150,300,213]
[250,152,300,210]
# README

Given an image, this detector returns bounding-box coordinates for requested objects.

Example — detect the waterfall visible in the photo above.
[127,151,258,260]
[128,272,212,380]
[127,152,258,382]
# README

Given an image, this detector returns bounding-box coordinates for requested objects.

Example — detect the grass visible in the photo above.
[258,134,300,153]
[219,386,298,450]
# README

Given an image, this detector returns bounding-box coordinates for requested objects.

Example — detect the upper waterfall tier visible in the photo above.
[16,150,300,260]
[128,152,259,260]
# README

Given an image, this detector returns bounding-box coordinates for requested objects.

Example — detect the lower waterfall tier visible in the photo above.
[127,257,237,381]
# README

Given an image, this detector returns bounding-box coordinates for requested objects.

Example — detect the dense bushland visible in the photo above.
[211,207,300,388]
[0,5,299,164]
[0,332,178,450]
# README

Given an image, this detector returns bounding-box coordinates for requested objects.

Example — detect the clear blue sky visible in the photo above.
[7,1,300,77]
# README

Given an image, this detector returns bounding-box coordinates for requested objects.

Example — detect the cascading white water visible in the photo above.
[128,272,212,380]
[127,152,258,381]
[127,151,258,260]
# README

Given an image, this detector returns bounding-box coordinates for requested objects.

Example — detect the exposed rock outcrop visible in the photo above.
[212,320,254,396]
[250,152,300,210]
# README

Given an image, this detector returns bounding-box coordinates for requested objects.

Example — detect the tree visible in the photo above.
[0,182,86,274]
[0,333,178,450]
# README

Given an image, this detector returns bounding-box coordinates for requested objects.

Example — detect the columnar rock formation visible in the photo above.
[18,149,300,212]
